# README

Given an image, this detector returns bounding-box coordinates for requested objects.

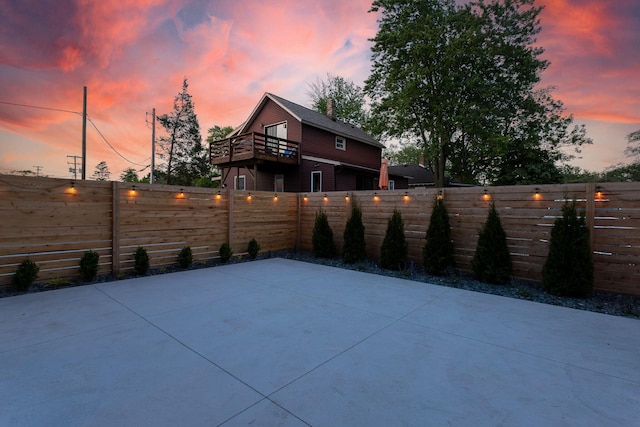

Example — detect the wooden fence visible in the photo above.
[1,175,638,296]
[299,183,640,296]
[0,175,297,286]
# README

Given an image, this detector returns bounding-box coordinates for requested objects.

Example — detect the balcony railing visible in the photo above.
[210,132,300,166]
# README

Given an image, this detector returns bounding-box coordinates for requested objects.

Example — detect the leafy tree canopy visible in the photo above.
[365,0,590,187]
[120,167,139,182]
[207,125,234,143]
[308,73,369,129]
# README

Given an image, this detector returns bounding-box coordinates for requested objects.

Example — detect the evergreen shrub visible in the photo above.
[219,243,233,263]
[312,209,336,258]
[13,259,39,292]
[178,246,193,269]
[380,209,407,270]
[134,246,150,276]
[79,250,100,282]
[423,197,454,275]
[342,202,366,264]
[542,201,593,297]
[247,239,260,260]
[472,202,512,284]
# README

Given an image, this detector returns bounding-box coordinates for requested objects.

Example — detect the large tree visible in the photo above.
[92,161,111,181]
[157,78,207,186]
[624,129,640,160]
[365,0,590,186]
[308,73,369,128]
[206,125,234,143]
[120,168,139,182]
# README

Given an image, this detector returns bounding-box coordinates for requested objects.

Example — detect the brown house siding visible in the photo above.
[244,99,302,141]
[300,125,381,170]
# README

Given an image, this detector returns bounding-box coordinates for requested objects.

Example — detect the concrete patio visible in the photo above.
[1,258,638,426]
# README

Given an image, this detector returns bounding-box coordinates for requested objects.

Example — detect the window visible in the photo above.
[335,136,346,151]
[265,122,287,153]
[311,171,322,193]
[388,180,395,190]
[274,174,284,192]
[235,175,246,190]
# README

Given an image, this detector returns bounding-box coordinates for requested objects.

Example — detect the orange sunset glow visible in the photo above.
[1,0,638,179]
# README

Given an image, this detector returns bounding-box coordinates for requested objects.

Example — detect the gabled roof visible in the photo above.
[233,92,385,149]
[388,164,435,186]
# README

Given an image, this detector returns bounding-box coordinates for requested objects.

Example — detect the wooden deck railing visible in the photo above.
[210,132,299,166]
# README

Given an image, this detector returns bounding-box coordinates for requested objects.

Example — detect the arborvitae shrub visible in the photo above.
[542,201,593,297]
[380,209,407,270]
[79,250,100,282]
[13,259,39,292]
[247,238,260,260]
[423,197,454,275]
[312,209,336,258]
[472,202,512,285]
[219,243,233,263]
[342,202,366,264]
[134,246,150,276]
[177,246,193,269]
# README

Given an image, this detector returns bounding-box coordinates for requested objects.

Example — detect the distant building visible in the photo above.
[388,155,435,188]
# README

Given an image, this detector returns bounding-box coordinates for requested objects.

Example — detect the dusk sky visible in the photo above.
[1,0,639,180]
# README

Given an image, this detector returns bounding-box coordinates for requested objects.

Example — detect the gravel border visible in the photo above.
[278,250,640,320]
[2,250,638,320]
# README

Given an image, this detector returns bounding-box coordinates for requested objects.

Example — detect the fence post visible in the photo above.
[585,182,596,252]
[296,193,302,250]
[228,189,234,250]
[112,181,120,277]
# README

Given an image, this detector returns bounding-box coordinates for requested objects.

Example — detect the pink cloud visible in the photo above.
[0,0,638,177]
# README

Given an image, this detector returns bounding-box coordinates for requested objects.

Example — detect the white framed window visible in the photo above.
[235,175,246,190]
[335,136,346,151]
[311,171,322,193]
[274,174,284,192]
[388,180,395,190]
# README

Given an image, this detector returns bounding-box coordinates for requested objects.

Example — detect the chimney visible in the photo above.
[326,98,336,121]
[419,153,425,168]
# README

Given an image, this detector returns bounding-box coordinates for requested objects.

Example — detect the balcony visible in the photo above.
[210,132,300,168]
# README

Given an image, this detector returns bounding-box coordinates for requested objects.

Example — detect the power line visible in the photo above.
[0,100,81,115]
[2,98,151,169]
[87,117,149,167]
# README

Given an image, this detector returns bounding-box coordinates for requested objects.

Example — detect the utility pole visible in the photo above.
[151,107,156,184]
[33,166,43,176]
[81,86,87,180]
[67,155,82,180]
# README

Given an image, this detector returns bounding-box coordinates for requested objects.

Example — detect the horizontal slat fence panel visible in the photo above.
[0,175,113,283]
[115,182,228,274]
[1,175,639,296]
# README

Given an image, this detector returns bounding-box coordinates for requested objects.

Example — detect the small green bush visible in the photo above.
[178,246,193,269]
[472,202,512,285]
[79,250,100,282]
[380,209,407,270]
[44,277,70,290]
[312,209,336,258]
[342,202,366,264]
[247,239,260,260]
[134,246,150,276]
[542,201,593,297]
[219,243,233,263]
[423,197,454,275]
[13,259,39,292]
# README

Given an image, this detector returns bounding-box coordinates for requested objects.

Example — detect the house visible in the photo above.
[210,93,390,193]
[388,163,435,188]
